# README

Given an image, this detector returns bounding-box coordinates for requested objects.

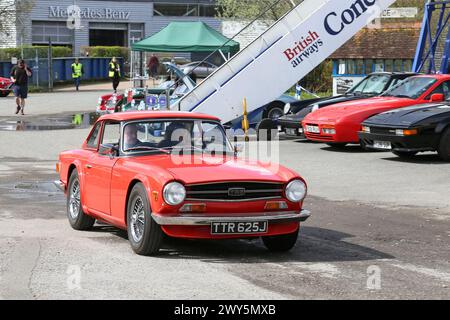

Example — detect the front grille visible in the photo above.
[369,127,397,135]
[304,132,334,141]
[185,181,284,201]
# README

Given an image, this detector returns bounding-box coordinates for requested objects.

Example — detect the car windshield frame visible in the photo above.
[347,74,391,95]
[381,77,438,99]
[120,118,234,156]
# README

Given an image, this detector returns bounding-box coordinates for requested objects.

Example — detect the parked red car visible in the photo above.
[302,74,450,148]
[55,111,310,255]
[96,93,114,113]
[0,77,13,97]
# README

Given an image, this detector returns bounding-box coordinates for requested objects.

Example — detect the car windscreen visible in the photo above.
[347,74,390,95]
[382,77,438,99]
[122,120,233,155]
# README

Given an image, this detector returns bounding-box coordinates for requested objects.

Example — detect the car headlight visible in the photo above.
[395,129,418,136]
[284,103,291,114]
[322,128,336,135]
[163,182,186,206]
[285,179,307,202]
[362,126,371,133]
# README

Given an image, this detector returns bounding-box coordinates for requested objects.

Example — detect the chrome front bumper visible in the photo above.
[152,209,311,226]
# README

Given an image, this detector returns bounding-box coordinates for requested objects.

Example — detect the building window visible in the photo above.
[338,59,346,75]
[374,59,384,72]
[154,3,217,17]
[32,21,73,45]
[346,59,356,75]
[365,59,373,73]
[385,59,394,72]
[404,60,413,72]
[129,23,144,43]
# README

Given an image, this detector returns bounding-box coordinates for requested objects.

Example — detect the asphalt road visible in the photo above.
[0,91,449,299]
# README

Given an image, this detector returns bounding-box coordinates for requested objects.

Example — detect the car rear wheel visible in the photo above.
[127,183,163,256]
[392,150,418,159]
[262,228,299,252]
[326,143,347,149]
[437,127,450,161]
[67,170,95,230]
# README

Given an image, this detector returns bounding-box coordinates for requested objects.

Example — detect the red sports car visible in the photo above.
[302,74,450,148]
[0,77,13,97]
[55,111,310,255]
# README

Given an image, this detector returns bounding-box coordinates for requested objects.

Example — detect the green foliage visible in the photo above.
[216,0,298,21]
[0,46,72,60]
[82,46,129,61]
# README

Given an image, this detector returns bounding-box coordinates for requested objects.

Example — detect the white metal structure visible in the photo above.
[171,0,397,124]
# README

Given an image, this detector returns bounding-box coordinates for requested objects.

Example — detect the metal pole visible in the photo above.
[48,38,53,92]
[35,49,39,88]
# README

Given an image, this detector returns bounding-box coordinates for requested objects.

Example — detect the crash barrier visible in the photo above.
[0,57,124,86]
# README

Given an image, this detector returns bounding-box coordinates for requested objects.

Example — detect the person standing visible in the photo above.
[10,59,32,115]
[71,58,84,91]
[147,54,160,78]
[109,57,121,93]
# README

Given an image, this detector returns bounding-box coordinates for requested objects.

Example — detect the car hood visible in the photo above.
[363,103,450,127]
[304,96,415,122]
[128,154,298,185]
[281,95,375,122]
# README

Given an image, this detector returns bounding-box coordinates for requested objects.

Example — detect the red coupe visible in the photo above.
[55,111,310,255]
[302,74,450,148]
[0,77,13,97]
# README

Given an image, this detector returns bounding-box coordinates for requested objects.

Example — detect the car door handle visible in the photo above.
[85,164,93,169]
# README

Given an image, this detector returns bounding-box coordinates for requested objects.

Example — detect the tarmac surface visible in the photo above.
[0,88,449,299]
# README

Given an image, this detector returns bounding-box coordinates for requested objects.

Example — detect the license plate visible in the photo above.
[211,221,268,235]
[305,125,320,133]
[286,128,297,135]
[373,140,392,150]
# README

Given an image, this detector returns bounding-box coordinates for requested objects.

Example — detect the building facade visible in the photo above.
[3,0,220,55]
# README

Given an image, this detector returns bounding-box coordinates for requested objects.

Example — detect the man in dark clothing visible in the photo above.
[10,59,32,115]
[109,57,121,93]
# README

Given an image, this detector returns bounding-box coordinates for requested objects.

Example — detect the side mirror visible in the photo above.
[430,93,445,102]
[99,144,119,159]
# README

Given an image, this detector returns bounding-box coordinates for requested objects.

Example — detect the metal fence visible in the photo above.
[0,54,124,90]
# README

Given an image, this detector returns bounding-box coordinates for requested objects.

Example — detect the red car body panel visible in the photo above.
[302,75,450,143]
[57,112,307,239]
[0,77,13,97]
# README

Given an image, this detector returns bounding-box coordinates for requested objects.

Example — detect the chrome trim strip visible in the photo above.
[185,196,282,202]
[53,180,66,192]
[186,181,284,186]
[152,209,311,226]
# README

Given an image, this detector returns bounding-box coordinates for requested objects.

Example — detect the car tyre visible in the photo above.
[127,183,163,256]
[437,127,450,161]
[262,229,299,252]
[67,170,95,230]
[392,150,418,159]
[0,90,11,97]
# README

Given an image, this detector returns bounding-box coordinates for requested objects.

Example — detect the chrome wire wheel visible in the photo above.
[69,180,81,219]
[130,196,146,243]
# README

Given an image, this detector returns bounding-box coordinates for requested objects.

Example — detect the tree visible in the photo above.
[0,0,34,40]
[216,0,299,22]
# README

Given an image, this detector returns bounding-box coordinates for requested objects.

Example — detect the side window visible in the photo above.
[87,122,102,149]
[428,81,450,99]
[101,122,121,146]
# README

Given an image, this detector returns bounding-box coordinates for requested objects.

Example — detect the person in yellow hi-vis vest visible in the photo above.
[71,58,84,91]
[109,57,121,93]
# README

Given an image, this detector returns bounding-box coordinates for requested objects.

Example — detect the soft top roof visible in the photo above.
[98,111,220,122]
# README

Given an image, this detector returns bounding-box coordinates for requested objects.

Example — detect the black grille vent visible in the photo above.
[186,182,284,201]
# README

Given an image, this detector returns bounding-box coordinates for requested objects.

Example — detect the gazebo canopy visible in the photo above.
[131,21,240,54]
